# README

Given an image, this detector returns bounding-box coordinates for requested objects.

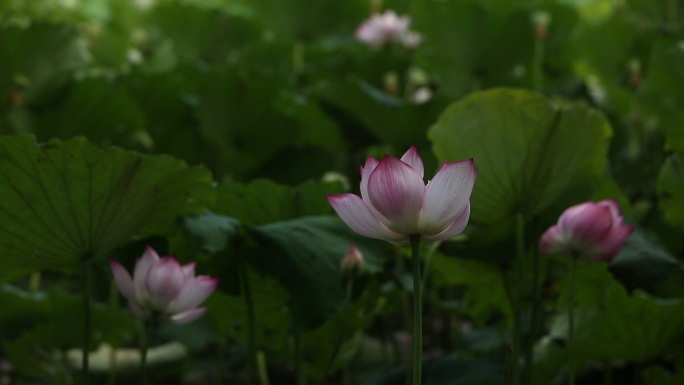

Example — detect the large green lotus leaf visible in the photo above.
[0,284,136,349]
[0,23,85,106]
[205,267,292,350]
[217,179,344,227]
[302,282,385,378]
[3,339,71,385]
[193,67,297,180]
[609,230,684,296]
[244,0,366,41]
[535,261,684,379]
[20,77,144,147]
[658,153,684,227]
[182,211,240,254]
[412,1,578,97]
[0,135,213,273]
[121,69,226,170]
[320,77,447,150]
[667,113,684,152]
[642,40,684,132]
[430,253,512,324]
[377,357,503,385]
[148,2,271,64]
[251,216,389,332]
[429,88,611,227]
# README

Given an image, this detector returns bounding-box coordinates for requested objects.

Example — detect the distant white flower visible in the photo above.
[127,48,143,64]
[401,31,422,49]
[411,87,433,104]
[355,10,422,49]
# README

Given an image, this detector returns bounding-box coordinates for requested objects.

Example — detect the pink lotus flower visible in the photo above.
[539,200,632,261]
[341,243,365,274]
[327,146,476,245]
[110,247,218,324]
[355,10,422,49]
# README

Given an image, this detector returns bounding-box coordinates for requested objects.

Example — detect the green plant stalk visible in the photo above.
[501,343,513,385]
[604,363,613,385]
[568,257,578,385]
[257,351,271,385]
[668,0,679,30]
[293,42,305,76]
[533,36,545,91]
[29,272,41,294]
[324,279,354,376]
[141,320,150,385]
[108,280,119,385]
[522,243,541,384]
[295,335,306,385]
[241,261,257,385]
[511,212,526,385]
[410,235,422,385]
[501,270,515,385]
[83,259,91,385]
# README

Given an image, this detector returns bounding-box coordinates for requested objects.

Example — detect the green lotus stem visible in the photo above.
[293,42,305,75]
[604,363,613,385]
[241,261,257,385]
[294,335,306,385]
[668,0,678,30]
[410,235,422,385]
[257,351,271,385]
[533,34,545,90]
[324,279,354,377]
[141,320,150,385]
[29,272,41,294]
[522,240,541,384]
[83,259,91,385]
[568,256,578,385]
[108,280,119,385]
[511,212,525,385]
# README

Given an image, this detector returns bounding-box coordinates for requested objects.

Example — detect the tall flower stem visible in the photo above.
[668,0,679,31]
[533,36,545,91]
[140,320,150,385]
[511,212,526,385]
[567,257,578,385]
[410,235,422,385]
[241,260,257,385]
[293,42,305,77]
[29,272,41,294]
[294,335,306,385]
[257,351,271,385]
[82,258,92,385]
[324,279,354,377]
[523,238,542,384]
[108,280,120,385]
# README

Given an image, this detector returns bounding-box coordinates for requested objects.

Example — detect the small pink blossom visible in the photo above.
[355,10,422,49]
[341,243,365,274]
[327,146,476,245]
[110,247,218,324]
[539,200,632,261]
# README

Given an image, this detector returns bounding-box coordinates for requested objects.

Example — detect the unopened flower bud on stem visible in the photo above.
[341,243,365,276]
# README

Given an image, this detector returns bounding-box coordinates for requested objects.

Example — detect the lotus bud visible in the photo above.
[539,200,632,262]
[341,243,365,275]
